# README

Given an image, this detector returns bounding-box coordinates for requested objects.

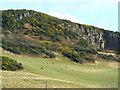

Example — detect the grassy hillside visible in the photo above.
[2,9,119,63]
[2,50,118,88]
[2,9,102,63]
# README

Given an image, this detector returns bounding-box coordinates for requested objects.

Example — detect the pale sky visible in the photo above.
[0,0,119,31]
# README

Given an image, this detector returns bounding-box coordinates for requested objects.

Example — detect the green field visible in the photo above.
[2,51,118,88]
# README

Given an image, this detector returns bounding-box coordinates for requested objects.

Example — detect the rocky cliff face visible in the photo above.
[80,27,120,51]
[61,20,120,51]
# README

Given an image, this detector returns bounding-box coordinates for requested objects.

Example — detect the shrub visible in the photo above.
[84,56,95,62]
[50,35,61,42]
[97,54,118,62]
[7,46,21,54]
[62,52,82,63]
[0,56,23,71]
[73,45,97,54]
[41,67,43,69]
[64,29,78,39]
[46,52,56,58]
[78,38,89,48]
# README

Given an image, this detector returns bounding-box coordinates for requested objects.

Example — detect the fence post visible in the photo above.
[46,80,48,90]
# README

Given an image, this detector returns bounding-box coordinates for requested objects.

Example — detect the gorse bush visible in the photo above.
[0,56,23,71]
[84,56,95,62]
[62,52,82,63]
[46,52,56,58]
[73,45,97,54]
[2,39,47,55]
[97,54,119,62]
[78,38,89,48]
